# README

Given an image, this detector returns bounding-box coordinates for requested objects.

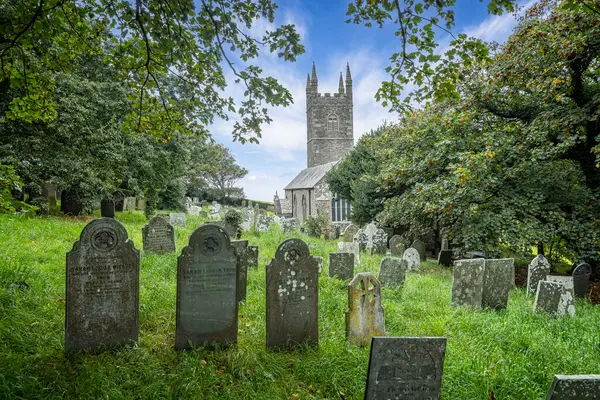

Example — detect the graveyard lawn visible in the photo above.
[1,212,600,399]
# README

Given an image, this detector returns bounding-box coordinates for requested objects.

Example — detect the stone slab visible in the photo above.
[403,248,421,271]
[572,263,591,299]
[411,239,426,261]
[142,216,175,254]
[343,224,358,242]
[338,242,360,267]
[328,252,354,280]
[546,275,574,293]
[534,280,575,317]
[346,273,385,347]
[231,240,249,303]
[451,259,485,308]
[170,213,186,227]
[437,250,453,267]
[389,235,405,256]
[378,257,407,287]
[527,254,551,296]
[545,374,600,399]
[482,258,514,310]
[100,199,115,218]
[247,245,259,269]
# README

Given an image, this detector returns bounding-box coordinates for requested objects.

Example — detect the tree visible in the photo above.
[1,0,304,141]
[198,144,248,201]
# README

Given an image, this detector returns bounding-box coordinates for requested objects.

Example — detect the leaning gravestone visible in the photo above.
[247,245,259,269]
[346,273,385,346]
[572,263,591,299]
[365,336,447,400]
[100,199,115,218]
[142,216,175,254]
[170,213,186,228]
[266,239,318,350]
[66,218,140,352]
[378,257,407,287]
[231,240,249,303]
[175,223,238,349]
[389,235,405,256]
[545,374,600,399]
[437,250,453,267]
[338,242,360,267]
[527,254,551,296]
[328,252,354,280]
[411,239,426,261]
[403,248,421,271]
[533,280,575,317]
[482,258,514,310]
[371,229,388,255]
[546,275,574,294]
[343,224,358,242]
[451,258,485,308]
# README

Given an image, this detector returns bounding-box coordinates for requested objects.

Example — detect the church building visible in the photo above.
[279,62,354,224]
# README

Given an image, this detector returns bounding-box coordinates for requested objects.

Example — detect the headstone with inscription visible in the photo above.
[328,252,354,280]
[355,229,369,252]
[389,235,405,256]
[378,257,408,287]
[482,258,514,310]
[527,254,551,296]
[572,263,591,299]
[170,213,186,228]
[411,239,426,261]
[365,336,446,400]
[100,199,115,218]
[346,273,385,346]
[343,224,358,243]
[403,248,421,271]
[338,242,360,267]
[66,218,140,352]
[545,374,600,399]
[451,258,485,308]
[175,223,238,349]
[266,239,318,350]
[371,229,388,255]
[533,280,575,317]
[231,240,249,303]
[247,245,259,269]
[142,216,175,254]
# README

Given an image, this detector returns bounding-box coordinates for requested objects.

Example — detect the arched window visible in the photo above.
[327,114,339,131]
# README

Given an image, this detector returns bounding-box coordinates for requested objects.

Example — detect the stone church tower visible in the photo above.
[306,62,354,167]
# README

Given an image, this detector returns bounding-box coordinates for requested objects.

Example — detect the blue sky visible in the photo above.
[209,0,532,201]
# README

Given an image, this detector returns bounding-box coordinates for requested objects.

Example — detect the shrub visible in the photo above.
[303,213,332,238]
[224,209,243,239]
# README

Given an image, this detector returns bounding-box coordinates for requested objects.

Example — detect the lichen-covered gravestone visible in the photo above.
[343,224,358,242]
[346,273,385,346]
[527,254,551,296]
[328,252,354,280]
[266,239,318,350]
[371,229,388,255]
[355,229,369,252]
[142,216,175,254]
[546,275,574,294]
[545,374,600,399]
[100,199,115,218]
[186,205,201,216]
[338,242,360,267]
[279,217,298,233]
[572,263,591,299]
[533,280,575,317]
[66,218,140,352]
[378,257,408,287]
[451,259,485,308]
[411,239,426,261]
[231,240,249,303]
[175,223,238,349]
[482,258,514,310]
[389,235,405,256]
[365,337,447,400]
[170,213,186,227]
[256,214,275,233]
[403,248,421,271]
[246,245,259,269]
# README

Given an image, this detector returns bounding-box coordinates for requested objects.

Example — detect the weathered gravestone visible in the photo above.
[142,216,175,254]
[170,213,186,228]
[355,229,369,252]
[411,239,426,261]
[100,199,115,218]
[389,235,405,256]
[338,242,360,267]
[65,218,140,352]
[198,210,208,218]
[247,245,259,269]
[403,248,421,271]
[441,237,449,251]
[343,224,358,242]
[175,224,238,349]
[123,196,136,211]
[545,374,600,399]
[266,239,318,350]
[241,209,254,231]
[371,229,388,255]
[365,336,447,400]
[135,197,146,210]
[533,280,575,317]
[451,258,485,308]
[328,252,354,280]
[527,254,551,296]
[279,217,298,233]
[437,250,453,267]
[482,258,514,310]
[572,263,591,299]
[256,214,275,233]
[231,240,249,303]
[186,205,202,216]
[346,273,385,346]
[378,257,408,287]
[546,275,575,294]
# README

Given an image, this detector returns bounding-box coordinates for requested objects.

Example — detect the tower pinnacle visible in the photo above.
[338,72,344,94]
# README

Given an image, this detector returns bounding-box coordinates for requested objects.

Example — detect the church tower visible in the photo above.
[306,62,354,168]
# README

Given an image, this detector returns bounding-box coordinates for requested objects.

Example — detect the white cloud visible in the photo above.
[464,0,536,42]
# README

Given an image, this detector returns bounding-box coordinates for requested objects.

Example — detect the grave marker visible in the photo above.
[170,213,186,227]
[403,248,421,271]
[231,240,249,303]
[545,374,600,399]
[338,242,360,267]
[378,257,407,287]
[100,199,115,218]
[142,216,175,254]
[482,258,514,310]
[343,224,358,242]
[247,245,259,269]
[572,263,591,299]
[411,239,426,261]
[346,273,385,346]
[389,235,405,256]
[533,280,575,317]
[371,229,388,255]
[451,259,485,308]
[437,250,453,267]
[328,252,354,280]
[546,275,574,294]
[527,254,551,296]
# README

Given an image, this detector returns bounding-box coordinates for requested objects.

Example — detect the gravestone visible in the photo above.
[346,273,385,346]
[411,239,426,261]
[389,235,405,256]
[123,196,136,211]
[66,218,140,351]
[371,229,388,255]
[365,336,446,400]
[441,237,449,251]
[328,252,354,280]
[314,255,323,275]
[572,263,591,299]
[170,213,186,227]
[266,239,318,350]
[437,250,453,267]
[482,258,514,310]
[256,214,275,232]
[241,209,254,231]
[100,199,115,218]
[451,258,485,308]
[527,254,551,296]
[231,240,249,303]
[378,257,408,287]
[343,224,358,242]
[247,245,259,269]
[546,275,574,294]
[338,242,360,266]
[198,210,207,218]
[187,205,201,216]
[142,216,176,254]
[355,230,369,251]
[279,217,298,233]
[176,223,238,349]
[403,248,421,271]
[545,374,600,399]
[533,280,575,317]
[135,197,146,210]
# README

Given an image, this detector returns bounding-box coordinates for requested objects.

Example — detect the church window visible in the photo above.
[327,114,339,131]
[331,197,352,222]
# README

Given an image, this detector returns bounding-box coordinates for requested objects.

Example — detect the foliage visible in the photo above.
[0,164,35,214]
[0,0,304,141]
[303,212,332,238]
[224,209,243,239]
[194,144,248,202]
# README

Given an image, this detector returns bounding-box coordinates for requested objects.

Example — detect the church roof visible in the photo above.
[284,161,338,190]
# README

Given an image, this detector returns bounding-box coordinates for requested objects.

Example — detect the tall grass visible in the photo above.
[0,212,598,399]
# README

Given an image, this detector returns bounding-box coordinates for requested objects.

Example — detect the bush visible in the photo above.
[224,209,243,239]
[303,213,332,238]
[0,165,36,214]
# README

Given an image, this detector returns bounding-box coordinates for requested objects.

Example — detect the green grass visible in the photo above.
[0,212,599,399]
